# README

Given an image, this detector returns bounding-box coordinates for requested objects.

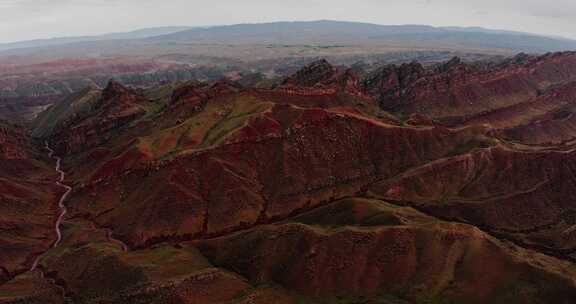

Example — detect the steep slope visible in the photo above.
[201,198,576,304]
[368,145,576,262]
[37,80,149,155]
[63,102,493,248]
[0,121,61,285]
[7,53,576,303]
[365,52,576,121]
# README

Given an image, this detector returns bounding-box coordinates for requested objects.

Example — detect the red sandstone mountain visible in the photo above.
[0,122,60,285]
[4,53,576,303]
[366,52,576,121]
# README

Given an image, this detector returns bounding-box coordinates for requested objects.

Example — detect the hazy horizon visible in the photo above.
[1,0,576,44]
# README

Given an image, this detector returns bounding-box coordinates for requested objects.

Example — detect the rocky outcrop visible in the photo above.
[45,81,147,154]
[362,61,425,101]
[170,82,207,109]
[365,52,576,120]
[282,59,338,88]
[278,60,364,99]
[99,80,145,108]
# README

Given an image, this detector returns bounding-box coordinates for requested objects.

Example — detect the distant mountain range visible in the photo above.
[0,26,193,51]
[2,20,575,54]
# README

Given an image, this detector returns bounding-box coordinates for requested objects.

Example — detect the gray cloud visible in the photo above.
[0,0,70,10]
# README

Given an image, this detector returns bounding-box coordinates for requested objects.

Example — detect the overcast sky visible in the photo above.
[1,0,575,43]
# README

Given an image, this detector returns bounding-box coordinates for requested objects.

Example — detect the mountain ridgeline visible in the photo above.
[149,20,576,52]
[3,21,575,53]
[4,52,576,303]
[4,20,576,122]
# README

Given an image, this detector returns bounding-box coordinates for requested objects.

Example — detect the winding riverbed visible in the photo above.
[30,142,73,272]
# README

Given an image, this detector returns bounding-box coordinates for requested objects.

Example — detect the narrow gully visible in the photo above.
[30,142,73,272]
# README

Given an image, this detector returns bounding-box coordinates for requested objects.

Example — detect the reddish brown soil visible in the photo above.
[5,53,576,303]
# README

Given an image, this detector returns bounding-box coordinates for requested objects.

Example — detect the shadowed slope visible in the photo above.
[0,122,62,285]
[8,53,576,303]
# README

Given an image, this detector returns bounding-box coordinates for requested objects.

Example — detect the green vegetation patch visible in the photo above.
[121,244,213,282]
[290,197,435,229]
